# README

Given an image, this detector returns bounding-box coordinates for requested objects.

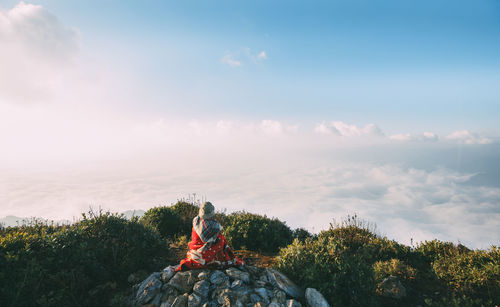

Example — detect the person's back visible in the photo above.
[177,202,245,271]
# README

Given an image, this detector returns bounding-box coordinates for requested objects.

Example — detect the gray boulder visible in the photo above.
[162,266,178,283]
[286,299,302,307]
[197,270,210,280]
[226,267,251,284]
[271,289,286,304]
[193,280,210,299]
[266,268,304,299]
[135,272,162,305]
[171,293,189,307]
[305,288,330,307]
[188,293,202,307]
[210,270,230,286]
[169,271,197,293]
[254,288,270,304]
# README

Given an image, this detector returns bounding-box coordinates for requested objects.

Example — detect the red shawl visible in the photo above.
[177,216,245,271]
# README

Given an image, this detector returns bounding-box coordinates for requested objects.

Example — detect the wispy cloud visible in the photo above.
[314,121,384,137]
[446,130,492,145]
[220,48,267,67]
[220,53,242,67]
[389,132,439,142]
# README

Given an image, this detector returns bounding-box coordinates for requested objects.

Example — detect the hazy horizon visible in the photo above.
[1,1,499,249]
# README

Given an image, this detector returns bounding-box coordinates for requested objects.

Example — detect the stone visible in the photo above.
[272,290,286,305]
[216,288,236,307]
[250,293,262,304]
[210,270,229,286]
[171,293,189,307]
[161,292,177,307]
[234,285,252,303]
[286,299,302,307]
[198,271,210,280]
[188,293,202,307]
[193,280,210,299]
[135,272,162,306]
[268,303,281,307]
[231,279,244,289]
[169,272,196,293]
[266,268,304,299]
[162,266,177,283]
[150,293,163,307]
[201,301,217,307]
[378,276,406,299]
[162,286,179,301]
[254,288,269,304]
[305,288,330,307]
[226,267,251,283]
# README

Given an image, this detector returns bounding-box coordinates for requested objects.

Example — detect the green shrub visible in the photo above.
[373,258,417,282]
[275,217,413,306]
[275,236,378,306]
[170,201,200,236]
[140,206,182,239]
[0,210,168,307]
[223,211,293,254]
[415,239,458,263]
[292,227,315,242]
[432,246,499,302]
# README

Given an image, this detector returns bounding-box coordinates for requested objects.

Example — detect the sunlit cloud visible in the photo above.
[390,132,439,142]
[446,130,492,145]
[220,48,267,67]
[314,121,384,137]
[220,53,242,67]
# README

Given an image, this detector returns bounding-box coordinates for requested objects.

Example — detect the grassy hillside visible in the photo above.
[0,203,498,306]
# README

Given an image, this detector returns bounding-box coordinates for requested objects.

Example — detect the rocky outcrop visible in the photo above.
[130,265,327,307]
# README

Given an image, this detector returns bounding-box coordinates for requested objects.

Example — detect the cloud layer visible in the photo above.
[1,155,499,249]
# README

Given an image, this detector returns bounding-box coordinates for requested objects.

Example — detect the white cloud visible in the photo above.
[0,2,80,103]
[221,48,267,67]
[446,130,492,145]
[221,53,241,67]
[2,159,498,249]
[390,132,439,142]
[314,121,384,137]
[259,120,298,136]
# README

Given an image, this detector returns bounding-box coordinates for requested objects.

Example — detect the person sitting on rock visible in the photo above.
[177,201,245,271]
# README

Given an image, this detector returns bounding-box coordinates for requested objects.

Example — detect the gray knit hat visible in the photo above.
[199,201,215,219]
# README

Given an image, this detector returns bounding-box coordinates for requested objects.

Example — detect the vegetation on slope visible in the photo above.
[1,204,498,306]
[275,215,499,306]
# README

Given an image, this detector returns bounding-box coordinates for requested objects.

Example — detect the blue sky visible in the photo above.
[3,0,499,132]
[0,1,499,248]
